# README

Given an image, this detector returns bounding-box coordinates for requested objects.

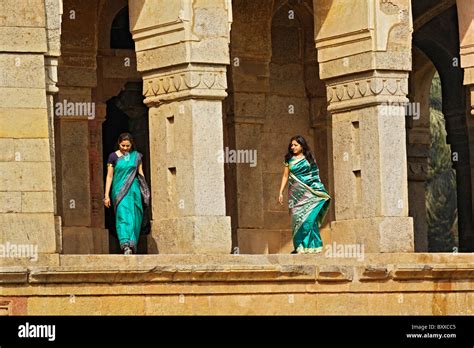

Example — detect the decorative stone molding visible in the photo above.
[407,161,429,182]
[45,57,59,94]
[317,265,354,282]
[3,259,474,285]
[44,0,62,95]
[143,64,228,106]
[326,71,409,112]
[392,264,474,280]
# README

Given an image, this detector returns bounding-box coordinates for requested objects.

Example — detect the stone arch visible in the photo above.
[55,0,149,254]
[94,2,150,253]
[269,1,330,195]
[412,4,473,251]
[407,46,438,251]
[110,6,135,49]
[225,0,330,254]
[95,1,141,105]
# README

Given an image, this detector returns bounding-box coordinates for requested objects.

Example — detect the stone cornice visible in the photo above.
[3,263,474,285]
[326,70,409,113]
[142,64,228,106]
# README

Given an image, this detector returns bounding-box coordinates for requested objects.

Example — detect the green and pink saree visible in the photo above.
[285,156,331,253]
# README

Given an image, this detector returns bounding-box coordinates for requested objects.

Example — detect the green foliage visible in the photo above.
[425,73,458,251]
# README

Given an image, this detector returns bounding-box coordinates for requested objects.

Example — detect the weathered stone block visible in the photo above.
[331,217,414,252]
[0,87,46,109]
[62,227,109,254]
[21,191,54,213]
[0,0,46,27]
[0,108,49,138]
[0,192,21,213]
[153,216,232,254]
[0,213,56,253]
[27,296,102,315]
[233,92,266,117]
[57,67,97,88]
[0,27,47,52]
[56,120,91,226]
[0,54,46,89]
[263,96,310,134]
[0,162,53,191]
[13,139,51,162]
[0,138,14,161]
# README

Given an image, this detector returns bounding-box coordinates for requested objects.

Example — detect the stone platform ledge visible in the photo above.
[1,253,473,286]
[2,254,473,315]
[3,252,473,267]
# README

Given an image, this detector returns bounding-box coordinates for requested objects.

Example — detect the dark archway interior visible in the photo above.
[413,5,474,251]
[102,85,150,254]
[110,6,135,49]
[102,7,150,254]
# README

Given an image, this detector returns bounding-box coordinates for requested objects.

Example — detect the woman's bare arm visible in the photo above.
[104,165,114,207]
[278,165,289,204]
[138,163,144,177]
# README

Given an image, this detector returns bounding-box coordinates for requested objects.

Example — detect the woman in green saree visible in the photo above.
[279,135,331,254]
[104,133,150,254]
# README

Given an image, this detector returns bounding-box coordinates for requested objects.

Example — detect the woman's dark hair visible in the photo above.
[284,135,316,165]
[116,132,135,150]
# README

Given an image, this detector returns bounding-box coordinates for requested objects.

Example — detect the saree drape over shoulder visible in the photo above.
[109,150,147,251]
[285,156,331,253]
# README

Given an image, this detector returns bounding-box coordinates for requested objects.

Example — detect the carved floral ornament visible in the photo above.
[143,68,227,101]
[326,75,409,104]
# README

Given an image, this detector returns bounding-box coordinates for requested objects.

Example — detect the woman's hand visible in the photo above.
[278,193,283,205]
[103,197,111,208]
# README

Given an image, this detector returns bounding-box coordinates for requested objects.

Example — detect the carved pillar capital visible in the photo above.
[325,70,409,113]
[142,64,228,107]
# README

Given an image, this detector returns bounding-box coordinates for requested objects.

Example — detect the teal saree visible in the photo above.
[286,156,331,253]
[111,150,144,252]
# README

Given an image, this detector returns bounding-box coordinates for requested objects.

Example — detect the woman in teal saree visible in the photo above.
[104,133,150,254]
[279,135,331,254]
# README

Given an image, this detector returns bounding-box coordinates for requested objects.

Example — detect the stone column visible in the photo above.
[129,0,232,254]
[0,0,58,257]
[457,0,474,251]
[55,86,93,253]
[87,103,109,253]
[315,0,414,252]
[406,48,435,252]
[45,0,64,251]
[227,0,272,253]
[55,0,107,253]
